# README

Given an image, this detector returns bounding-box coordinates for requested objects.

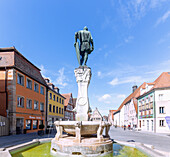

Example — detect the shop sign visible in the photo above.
[0,122,5,126]
[165,116,170,129]
[29,116,42,119]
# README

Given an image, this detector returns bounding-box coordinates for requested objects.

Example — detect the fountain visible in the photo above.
[51,27,113,156]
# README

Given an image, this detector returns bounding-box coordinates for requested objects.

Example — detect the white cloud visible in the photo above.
[109,76,145,86]
[112,0,169,27]
[117,94,126,99]
[158,32,170,44]
[98,94,111,102]
[39,64,47,77]
[54,67,68,88]
[124,36,134,43]
[97,71,102,77]
[155,10,170,26]
[109,78,119,86]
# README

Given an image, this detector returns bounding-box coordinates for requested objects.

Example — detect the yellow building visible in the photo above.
[44,78,65,126]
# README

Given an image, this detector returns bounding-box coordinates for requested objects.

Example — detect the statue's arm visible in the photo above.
[74,32,78,47]
[90,34,94,50]
[75,32,78,42]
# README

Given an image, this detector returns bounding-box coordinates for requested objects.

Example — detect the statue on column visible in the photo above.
[74,26,94,66]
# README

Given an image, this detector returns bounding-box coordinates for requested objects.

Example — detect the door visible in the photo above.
[139,120,141,128]
[16,118,24,134]
[147,120,149,131]
[151,120,153,131]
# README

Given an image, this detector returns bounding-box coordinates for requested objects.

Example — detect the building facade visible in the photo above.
[90,108,103,121]
[108,110,116,126]
[0,47,47,134]
[44,78,65,127]
[137,72,170,133]
[114,85,142,128]
[62,93,75,121]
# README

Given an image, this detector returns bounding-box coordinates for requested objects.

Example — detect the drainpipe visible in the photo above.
[45,87,48,131]
[5,67,8,118]
[154,92,156,133]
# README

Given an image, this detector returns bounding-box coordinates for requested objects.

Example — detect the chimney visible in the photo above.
[132,85,138,93]
[44,78,50,84]
[54,87,59,93]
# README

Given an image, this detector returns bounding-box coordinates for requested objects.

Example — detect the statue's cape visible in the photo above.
[75,42,80,65]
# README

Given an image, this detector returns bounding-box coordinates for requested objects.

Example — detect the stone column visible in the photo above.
[74,67,91,121]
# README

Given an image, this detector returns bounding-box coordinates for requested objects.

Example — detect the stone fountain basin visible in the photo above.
[54,121,110,136]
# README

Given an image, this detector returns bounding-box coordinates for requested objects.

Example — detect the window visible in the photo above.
[26,120,31,130]
[39,120,43,127]
[143,120,145,126]
[17,73,24,86]
[62,108,63,114]
[59,107,61,114]
[159,94,163,101]
[62,99,64,104]
[60,98,61,103]
[53,105,55,113]
[26,99,32,109]
[56,106,58,113]
[17,96,24,107]
[40,86,44,95]
[57,97,58,102]
[34,82,39,92]
[34,100,38,110]
[160,120,164,127]
[49,104,52,112]
[53,95,55,101]
[33,120,38,129]
[159,107,164,114]
[50,93,52,99]
[26,78,32,89]
[40,103,44,111]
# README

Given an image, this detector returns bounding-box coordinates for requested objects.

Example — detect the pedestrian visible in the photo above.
[124,125,126,130]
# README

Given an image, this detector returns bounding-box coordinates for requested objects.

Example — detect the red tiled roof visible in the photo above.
[62,93,72,106]
[117,83,146,113]
[139,72,170,98]
[153,72,170,88]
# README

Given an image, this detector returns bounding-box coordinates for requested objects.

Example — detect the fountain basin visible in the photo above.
[54,121,110,136]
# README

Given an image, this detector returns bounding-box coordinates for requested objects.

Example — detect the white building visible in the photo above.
[108,110,116,126]
[114,85,141,128]
[90,108,103,121]
[137,72,170,133]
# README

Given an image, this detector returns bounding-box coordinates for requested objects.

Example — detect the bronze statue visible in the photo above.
[74,26,94,66]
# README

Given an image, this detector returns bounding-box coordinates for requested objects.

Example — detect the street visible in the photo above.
[109,126,170,152]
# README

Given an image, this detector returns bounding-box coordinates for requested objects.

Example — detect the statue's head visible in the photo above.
[83,26,88,31]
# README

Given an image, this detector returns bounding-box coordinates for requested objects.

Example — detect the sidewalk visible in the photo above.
[135,129,170,137]
[0,132,55,149]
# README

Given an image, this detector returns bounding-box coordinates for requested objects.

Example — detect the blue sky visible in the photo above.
[0,0,170,116]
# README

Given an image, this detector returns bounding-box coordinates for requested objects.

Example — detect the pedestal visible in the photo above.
[74,66,91,121]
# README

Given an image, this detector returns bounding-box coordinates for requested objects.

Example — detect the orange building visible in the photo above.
[0,47,47,134]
